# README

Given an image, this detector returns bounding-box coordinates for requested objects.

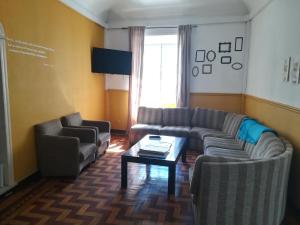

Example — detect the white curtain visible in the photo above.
[176,25,192,107]
[128,27,145,130]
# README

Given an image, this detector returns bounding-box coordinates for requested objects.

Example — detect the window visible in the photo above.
[140,31,178,108]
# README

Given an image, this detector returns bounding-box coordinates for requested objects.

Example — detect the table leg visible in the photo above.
[168,164,176,195]
[121,157,127,189]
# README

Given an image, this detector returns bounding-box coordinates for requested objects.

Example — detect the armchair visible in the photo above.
[35,119,97,177]
[61,112,111,157]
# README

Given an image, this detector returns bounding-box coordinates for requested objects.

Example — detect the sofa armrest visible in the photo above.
[82,120,111,133]
[36,135,80,176]
[62,127,96,143]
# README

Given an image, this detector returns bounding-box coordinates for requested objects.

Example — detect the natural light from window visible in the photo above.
[140,34,178,108]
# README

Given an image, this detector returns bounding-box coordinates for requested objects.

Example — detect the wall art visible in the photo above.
[202,64,212,74]
[289,57,300,84]
[221,56,232,64]
[232,62,243,70]
[195,50,206,62]
[235,37,244,51]
[282,57,291,82]
[219,42,231,53]
[192,66,199,77]
[206,50,216,62]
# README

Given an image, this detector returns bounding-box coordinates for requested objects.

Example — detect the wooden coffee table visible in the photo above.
[121,135,187,195]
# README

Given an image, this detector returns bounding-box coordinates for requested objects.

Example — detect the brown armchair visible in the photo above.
[61,112,111,157]
[35,119,97,177]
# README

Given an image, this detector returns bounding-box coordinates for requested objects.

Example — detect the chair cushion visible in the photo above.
[191,108,227,129]
[190,127,231,140]
[61,112,83,126]
[79,143,96,162]
[98,132,111,146]
[35,119,63,136]
[159,126,190,137]
[205,147,250,159]
[222,113,246,137]
[162,108,190,126]
[137,107,163,125]
[131,124,161,134]
[204,136,244,150]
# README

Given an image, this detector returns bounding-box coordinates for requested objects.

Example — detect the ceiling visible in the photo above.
[60,0,272,28]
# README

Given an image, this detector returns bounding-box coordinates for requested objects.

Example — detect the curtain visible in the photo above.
[128,26,145,130]
[176,25,192,107]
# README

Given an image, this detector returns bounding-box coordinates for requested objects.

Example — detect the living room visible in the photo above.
[0,0,299,224]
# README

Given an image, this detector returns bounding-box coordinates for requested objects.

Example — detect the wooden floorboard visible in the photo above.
[0,135,299,225]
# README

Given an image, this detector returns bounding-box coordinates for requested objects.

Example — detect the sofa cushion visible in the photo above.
[98,132,110,145]
[160,126,190,137]
[205,147,250,159]
[35,119,63,136]
[79,143,96,162]
[162,108,190,126]
[137,107,163,125]
[190,127,231,140]
[191,108,227,129]
[251,132,285,159]
[131,124,161,134]
[222,113,246,137]
[61,112,83,126]
[204,136,244,150]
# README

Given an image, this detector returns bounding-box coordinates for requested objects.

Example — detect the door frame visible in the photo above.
[0,22,14,192]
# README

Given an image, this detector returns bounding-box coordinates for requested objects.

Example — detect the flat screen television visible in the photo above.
[92,48,132,75]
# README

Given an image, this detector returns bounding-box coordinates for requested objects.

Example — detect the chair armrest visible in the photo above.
[82,120,111,133]
[64,125,99,139]
[62,127,96,143]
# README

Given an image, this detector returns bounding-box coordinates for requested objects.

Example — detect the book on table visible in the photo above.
[138,141,172,158]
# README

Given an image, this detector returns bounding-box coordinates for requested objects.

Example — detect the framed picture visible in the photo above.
[282,57,291,82]
[192,66,199,77]
[289,57,300,84]
[219,42,231,53]
[232,62,243,70]
[235,37,244,51]
[206,50,216,62]
[221,56,232,64]
[202,64,212,74]
[195,50,206,62]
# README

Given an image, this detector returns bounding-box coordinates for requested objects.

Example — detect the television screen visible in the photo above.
[92,48,132,75]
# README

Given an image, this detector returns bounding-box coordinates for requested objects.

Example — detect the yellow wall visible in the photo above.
[244,94,300,208]
[106,90,128,130]
[0,0,105,181]
[190,93,243,113]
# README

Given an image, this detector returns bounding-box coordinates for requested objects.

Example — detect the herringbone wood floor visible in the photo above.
[0,135,299,225]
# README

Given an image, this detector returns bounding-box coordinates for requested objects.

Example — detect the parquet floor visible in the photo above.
[0,135,299,225]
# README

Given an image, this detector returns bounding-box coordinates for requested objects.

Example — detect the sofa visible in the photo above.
[130,106,293,225]
[35,119,97,177]
[61,112,111,157]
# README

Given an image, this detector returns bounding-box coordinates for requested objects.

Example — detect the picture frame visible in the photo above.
[192,66,199,77]
[221,56,232,64]
[232,62,243,70]
[235,37,244,51]
[219,42,231,53]
[195,50,206,62]
[202,64,212,74]
[206,50,216,62]
[289,57,300,84]
[282,57,291,82]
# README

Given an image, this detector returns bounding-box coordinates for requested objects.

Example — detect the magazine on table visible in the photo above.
[138,140,172,157]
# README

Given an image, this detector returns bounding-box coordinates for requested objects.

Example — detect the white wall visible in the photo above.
[191,22,247,93]
[246,0,300,108]
[104,29,130,90]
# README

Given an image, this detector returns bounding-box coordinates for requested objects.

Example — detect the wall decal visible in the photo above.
[219,42,231,53]
[206,50,216,62]
[282,57,291,82]
[202,64,212,74]
[221,56,232,64]
[235,37,244,51]
[192,66,199,77]
[195,50,206,62]
[232,62,243,70]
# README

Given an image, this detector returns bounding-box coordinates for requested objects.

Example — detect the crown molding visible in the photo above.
[59,0,107,28]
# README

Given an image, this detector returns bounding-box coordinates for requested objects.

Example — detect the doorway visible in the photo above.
[0,22,14,195]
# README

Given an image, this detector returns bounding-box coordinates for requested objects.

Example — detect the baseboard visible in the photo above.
[111,129,128,136]
[0,171,41,199]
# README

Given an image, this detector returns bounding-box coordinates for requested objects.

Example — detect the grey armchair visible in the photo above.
[35,119,97,177]
[61,112,111,157]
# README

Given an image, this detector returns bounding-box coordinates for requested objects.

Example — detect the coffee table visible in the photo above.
[121,135,187,195]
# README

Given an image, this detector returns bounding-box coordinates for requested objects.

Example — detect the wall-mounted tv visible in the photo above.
[92,48,132,75]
